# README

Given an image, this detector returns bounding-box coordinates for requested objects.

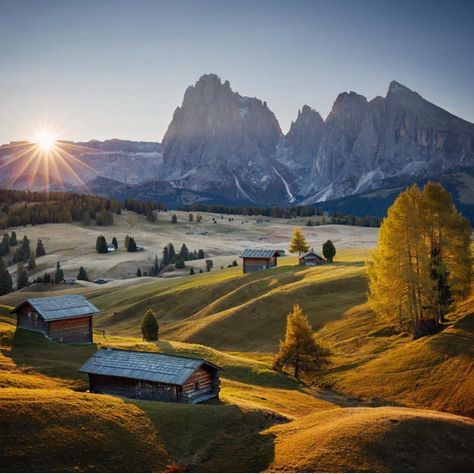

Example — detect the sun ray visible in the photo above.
[51,149,90,191]
[0,144,36,170]
[8,148,40,187]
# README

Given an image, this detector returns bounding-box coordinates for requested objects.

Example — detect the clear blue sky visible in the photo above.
[1,0,473,144]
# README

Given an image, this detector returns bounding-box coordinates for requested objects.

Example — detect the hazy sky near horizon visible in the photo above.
[1,0,473,144]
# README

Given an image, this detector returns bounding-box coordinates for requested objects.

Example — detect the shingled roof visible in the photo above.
[12,294,99,321]
[80,348,222,386]
[239,249,280,258]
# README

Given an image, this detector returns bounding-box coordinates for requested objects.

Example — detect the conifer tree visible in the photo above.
[175,257,185,269]
[9,232,17,246]
[289,227,310,256]
[205,259,213,272]
[36,239,46,257]
[162,247,170,266]
[179,243,190,261]
[152,254,160,276]
[188,213,194,222]
[28,253,36,271]
[2,234,10,254]
[189,267,195,275]
[273,304,329,379]
[198,249,205,259]
[322,240,336,263]
[136,267,142,277]
[168,243,176,263]
[77,266,89,281]
[0,260,13,295]
[21,236,30,261]
[96,235,108,254]
[17,263,29,290]
[127,237,137,252]
[112,237,118,250]
[54,261,64,284]
[141,308,159,341]
[124,235,130,249]
[171,214,178,224]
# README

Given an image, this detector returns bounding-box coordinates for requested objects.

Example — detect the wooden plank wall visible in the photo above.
[48,316,92,343]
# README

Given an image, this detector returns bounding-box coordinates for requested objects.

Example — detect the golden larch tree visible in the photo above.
[274,304,329,379]
[368,182,471,337]
[289,227,310,256]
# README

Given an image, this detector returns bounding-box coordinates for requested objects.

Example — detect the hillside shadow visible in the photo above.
[9,328,97,386]
[130,398,277,472]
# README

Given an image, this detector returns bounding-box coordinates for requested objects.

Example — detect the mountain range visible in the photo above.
[1,73,473,215]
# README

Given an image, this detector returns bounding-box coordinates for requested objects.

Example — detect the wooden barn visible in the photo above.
[11,294,99,344]
[299,249,326,266]
[80,348,222,404]
[239,249,284,273]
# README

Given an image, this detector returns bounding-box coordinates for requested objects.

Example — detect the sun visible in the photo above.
[35,130,56,152]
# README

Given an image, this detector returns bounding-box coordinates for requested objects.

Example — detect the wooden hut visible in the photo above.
[239,249,283,273]
[11,294,99,344]
[80,348,222,404]
[299,249,326,266]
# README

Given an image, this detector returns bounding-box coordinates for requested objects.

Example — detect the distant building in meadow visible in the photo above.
[11,294,99,343]
[106,243,116,252]
[299,249,326,266]
[80,348,222,403]
[239,249,284,273]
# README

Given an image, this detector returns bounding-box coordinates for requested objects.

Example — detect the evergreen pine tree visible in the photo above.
[162,247,170,266]
[189,267,195,275]
[2,234,10,254]
[152,255,160,275]
[289,227,310,256]
[77,266,89,281]
[322,240,336,263]
[171,214,178,224]
[124,235,130,249]
[54,261,64,284]
[141,308,159,341]
[188,213,194,222]
[273,304,329,379]
[36,239,46,257]
[21,236,30,261]
[28,253,36,271]
[127,237,137,252]
[205,259,213,272]
[179,243,190,261]
[96,235,108,254]
[168,243,176,263]
[9,231,17,246]
[17,263,29,290]
[175,257,185,269]
[112,237,118,250]
[198,249,205,259]
[136,267,142,277]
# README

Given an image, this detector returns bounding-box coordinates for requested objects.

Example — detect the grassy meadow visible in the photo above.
[0,212,473,472]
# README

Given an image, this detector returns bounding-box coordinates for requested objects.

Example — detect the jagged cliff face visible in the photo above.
[279,105,324,178]
[303,81,474,201]
[1,75,473,208]
[161,74,295,204]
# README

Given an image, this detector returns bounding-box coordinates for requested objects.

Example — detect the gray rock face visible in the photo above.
[279,105,324,178]
[303,81,474,202]
[1,75,473,208]
[161,74,295,204]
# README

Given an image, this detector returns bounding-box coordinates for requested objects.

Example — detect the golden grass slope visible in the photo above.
[265,407,474,473]
[318,296,474,417]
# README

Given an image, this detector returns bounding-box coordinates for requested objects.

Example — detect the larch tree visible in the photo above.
[368,182,471,338]
[289,227,310,256]
[273,304,329,379]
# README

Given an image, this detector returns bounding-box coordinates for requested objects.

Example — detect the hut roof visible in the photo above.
[80,348,222,386]
[301,249,325,259]
[11,294,99,321]
[239,249,280,259]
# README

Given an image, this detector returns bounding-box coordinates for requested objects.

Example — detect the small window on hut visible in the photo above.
[194,381,200,390]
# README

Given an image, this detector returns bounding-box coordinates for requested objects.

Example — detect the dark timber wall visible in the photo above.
[243,256,277,273]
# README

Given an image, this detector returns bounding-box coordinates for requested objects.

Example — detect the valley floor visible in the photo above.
[0,216,473,472]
